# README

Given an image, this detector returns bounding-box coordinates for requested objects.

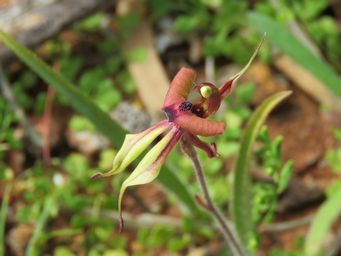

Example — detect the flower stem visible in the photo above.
[182,139,246,256]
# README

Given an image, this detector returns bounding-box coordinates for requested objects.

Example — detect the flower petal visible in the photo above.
[118,127,182,230]
[163,68,197,107]
[186,133,218,158]
[219,34,266,99]
[91,120,171,178]
[175,113,225,137]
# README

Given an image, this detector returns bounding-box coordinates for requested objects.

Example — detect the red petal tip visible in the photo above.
[187,134,218,157]
[91,173,103,179]
[119,213,124,233]
[195,194,211,210]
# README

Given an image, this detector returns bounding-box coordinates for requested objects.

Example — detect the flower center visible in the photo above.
[179,101,193,112]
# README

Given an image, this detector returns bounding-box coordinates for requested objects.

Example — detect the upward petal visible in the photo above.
[175,113,225,137]
[163,68,197,107]
[91,120,171,178]
[219,34,266,99]
[118,127,182,230]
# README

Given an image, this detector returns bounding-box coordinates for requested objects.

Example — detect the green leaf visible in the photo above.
[232,91,292,248]
[0,30,125,146]
[248,12,341,98]
[0,30,202,217]
[277,160,294,194]
[305,186,341,256]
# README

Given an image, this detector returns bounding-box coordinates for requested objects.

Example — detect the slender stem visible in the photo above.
[184,142,245,256]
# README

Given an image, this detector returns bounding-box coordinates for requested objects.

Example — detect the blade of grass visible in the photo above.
[0,30,203,217]
[232,91,292,247]
[248,12,341,99]
[26,197,55,256]
[0,184,11,256]
[0,29,125,146]
[305,187,341,256]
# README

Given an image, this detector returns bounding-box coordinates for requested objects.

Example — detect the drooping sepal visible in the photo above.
[186,133,218,158]
[118,127,182,230]
[91,120,171,178]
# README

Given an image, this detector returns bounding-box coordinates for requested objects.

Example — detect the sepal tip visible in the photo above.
[91,172,104,179]
[119,213,124,233]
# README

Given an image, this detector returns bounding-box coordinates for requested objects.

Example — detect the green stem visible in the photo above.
[26,196,55,256]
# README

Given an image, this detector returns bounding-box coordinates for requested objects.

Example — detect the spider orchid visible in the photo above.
[92,37,265,230]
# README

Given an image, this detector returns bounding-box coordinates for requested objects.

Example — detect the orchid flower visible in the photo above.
[92,37,265,230]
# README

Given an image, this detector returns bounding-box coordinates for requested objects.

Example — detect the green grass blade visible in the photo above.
[305,187,341,256]
[0,184,11,256]
[248,12,341,98]
[232,91,292,247]
[26,197,55,256]
[0,30,125,146]
[0,30,202,217]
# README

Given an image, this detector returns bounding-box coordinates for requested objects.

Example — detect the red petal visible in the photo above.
[186,133,218,157]
[164,68,196,107]
[175,113,225,137]
[219,79,233,99]
[218,35,265,100]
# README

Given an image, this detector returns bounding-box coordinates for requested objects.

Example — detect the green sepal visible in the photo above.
[118,127,181,221]
[93,121,170,178]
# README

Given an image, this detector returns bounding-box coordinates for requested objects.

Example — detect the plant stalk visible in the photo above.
[182,139,246,256]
